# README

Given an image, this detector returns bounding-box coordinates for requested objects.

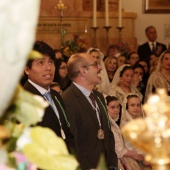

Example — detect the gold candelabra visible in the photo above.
[55,0,67,48]
[103,26,112,47]
[91,27,99,48]
[122,89,170,170]
[116,26,124,43]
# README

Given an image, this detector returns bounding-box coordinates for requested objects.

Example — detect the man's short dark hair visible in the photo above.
[26,41,55,68]
[145,25,155,33]
[132,63,145,74]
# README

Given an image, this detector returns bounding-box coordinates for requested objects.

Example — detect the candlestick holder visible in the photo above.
[91,27,99,48]
[116,26,124,43]
[55,0,67,49]
[103,26,112,47]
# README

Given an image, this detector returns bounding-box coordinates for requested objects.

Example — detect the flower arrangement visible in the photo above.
[62,34,87,57]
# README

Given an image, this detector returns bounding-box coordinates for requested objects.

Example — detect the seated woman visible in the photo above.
[149,53,157,67]
[127,52,139,66]
[137,60,149,75]
[108,64,143,105]
[105,44,121,60]
[53,49,69,62]
[120,93,144,127]
[53,49,64,60]
[149,57,159,74]
[53,59,71,91]
[117,54,127,68]
[132,63,146,102]
[120,93,152,170]
[87,47,110,95]
[145,50,170,102]
[104,56,118,82]
[137,60,150,89]
[105,95,143,170]
[50,82,62,95]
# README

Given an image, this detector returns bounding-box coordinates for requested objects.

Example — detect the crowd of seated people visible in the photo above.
[20,25,170,170]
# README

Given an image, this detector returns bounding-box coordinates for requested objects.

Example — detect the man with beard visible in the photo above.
[62,53,118,170]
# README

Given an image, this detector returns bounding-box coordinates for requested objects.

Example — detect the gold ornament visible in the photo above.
[122,89,170,170]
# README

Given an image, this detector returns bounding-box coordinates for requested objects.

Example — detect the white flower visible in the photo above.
[16,90,49,126]
[33,95,49,121]
[33,95,48,108]
[16,128,32,151]
[0,149,8,164]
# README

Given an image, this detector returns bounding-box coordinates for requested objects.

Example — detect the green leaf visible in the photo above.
[30,127,68,155]
[96,155,107,170]
[23,127,78,170]
[28,50,42,59]
[14,86,48,126]
[16,102,41,126]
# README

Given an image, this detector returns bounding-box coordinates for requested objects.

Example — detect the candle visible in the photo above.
[85,25,87,33]
[118,0,122,27]
[105,0,109,26]
[93,0,97,27]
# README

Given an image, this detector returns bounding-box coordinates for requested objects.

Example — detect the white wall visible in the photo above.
[122,0,170,47]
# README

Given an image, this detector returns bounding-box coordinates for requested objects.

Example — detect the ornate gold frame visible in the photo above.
[143,0,170,13]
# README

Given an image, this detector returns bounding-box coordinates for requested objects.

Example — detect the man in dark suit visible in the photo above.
[24,41,74,152]
[62,53,118,170]
[137,26,167,63]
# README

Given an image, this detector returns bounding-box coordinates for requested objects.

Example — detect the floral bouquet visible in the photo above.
[62,34,87,57]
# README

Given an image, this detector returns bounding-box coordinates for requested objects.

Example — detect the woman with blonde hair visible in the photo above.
[104,56,118,82]
[145,50,170,102]
[149,57,159,74]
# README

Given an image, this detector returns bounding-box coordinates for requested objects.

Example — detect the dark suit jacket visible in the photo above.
[24,81,74,152]
[137,41,167,63]
[62,83,118,169]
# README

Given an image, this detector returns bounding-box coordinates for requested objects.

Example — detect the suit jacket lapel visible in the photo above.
[24,81,61,123]
[71,84,100,129]
[156,42,159,51]
[51,93,65,121]
[24,81,42,96]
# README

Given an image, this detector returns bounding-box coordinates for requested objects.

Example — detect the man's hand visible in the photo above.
[155,45,162,56]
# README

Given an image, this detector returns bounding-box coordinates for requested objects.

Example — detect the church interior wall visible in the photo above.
[122,0,170,47]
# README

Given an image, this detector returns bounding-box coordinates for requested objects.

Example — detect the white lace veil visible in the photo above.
[110,64,131,88]
[121,93,143,112]
[156,50,170,72]
[87,47,110,95]
[120,93,144,128]
[145,50,170,102]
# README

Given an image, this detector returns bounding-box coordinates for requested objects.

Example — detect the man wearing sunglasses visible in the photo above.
[62,53,118,170]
